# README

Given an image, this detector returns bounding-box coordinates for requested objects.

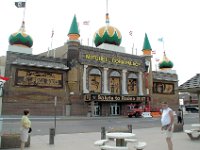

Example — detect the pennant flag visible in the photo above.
[0,75,9,88]
[129,31,133,36]
[83,21,90,25]
[0,75,9,82]
[158,37,163,42]
[152,50,156,54]
[15,1,26,8]
[0,75,9,81]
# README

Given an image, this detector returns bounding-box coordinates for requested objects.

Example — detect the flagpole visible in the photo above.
[22,0,27,21]
[50,29,55,57]
[162,39,165,52]
[155,64,157,71]
[87,38,89,46]
[47,47,50,57]
[132,42,134,55]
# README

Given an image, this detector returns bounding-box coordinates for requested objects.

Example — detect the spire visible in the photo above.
[9,20,33,48]
[159,52,173,70]
[19,21,26,33]
[105,13,110,25]
[142,33,152,55]
[68,15,80,41]
[105,0,109,25]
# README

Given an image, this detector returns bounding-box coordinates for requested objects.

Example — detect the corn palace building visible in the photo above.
[0,15,179,116]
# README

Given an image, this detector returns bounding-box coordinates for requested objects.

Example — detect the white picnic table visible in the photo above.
[95,132,147,150]
[184,123,200,140]
[106,132,136,147]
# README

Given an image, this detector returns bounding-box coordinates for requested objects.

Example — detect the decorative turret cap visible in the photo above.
[9,21,33,48]
[159,52,173,69]
[142,33,152,55]
[93,25,122,47]
[93,13,122,47]
[68,15,80,41]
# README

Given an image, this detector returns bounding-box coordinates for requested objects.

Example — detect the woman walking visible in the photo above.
[20,109,31,150]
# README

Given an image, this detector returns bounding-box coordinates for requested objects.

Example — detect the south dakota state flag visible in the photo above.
[15,1,26,8]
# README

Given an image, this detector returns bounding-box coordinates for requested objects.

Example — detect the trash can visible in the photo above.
[49,128,55,144]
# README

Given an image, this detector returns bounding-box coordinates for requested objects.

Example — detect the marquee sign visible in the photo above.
[79,49,146,72]
[84,94,150,102]
[15,69,63,88]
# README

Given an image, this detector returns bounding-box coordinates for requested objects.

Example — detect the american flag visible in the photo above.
[152,50,156,54]
[155,58,160,62]
[83,21,90,25]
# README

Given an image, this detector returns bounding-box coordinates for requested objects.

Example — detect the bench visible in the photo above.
[124,138,137,143]
[100,145,129,150]
[134,141,147,150]
[184,130,200,140]
[94,139,109,146]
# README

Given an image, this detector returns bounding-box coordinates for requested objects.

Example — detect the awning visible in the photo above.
[11,58,69,70]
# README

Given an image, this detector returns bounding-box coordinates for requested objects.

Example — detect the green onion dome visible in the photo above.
[93,25,122,47]
[9,21,33,48]
[159,52,173,69]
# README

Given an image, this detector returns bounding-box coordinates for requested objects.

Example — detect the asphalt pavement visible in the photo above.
[1,114,200,150]
[1,124,200,150]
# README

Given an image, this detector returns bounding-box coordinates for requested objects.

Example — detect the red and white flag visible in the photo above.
[0,75,9,82]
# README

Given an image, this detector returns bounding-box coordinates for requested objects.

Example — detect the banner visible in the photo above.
[15,1,26,8]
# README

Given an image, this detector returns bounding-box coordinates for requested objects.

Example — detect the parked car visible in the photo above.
[185,105,199,113]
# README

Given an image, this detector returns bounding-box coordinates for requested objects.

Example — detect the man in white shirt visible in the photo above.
[161,101,174,150]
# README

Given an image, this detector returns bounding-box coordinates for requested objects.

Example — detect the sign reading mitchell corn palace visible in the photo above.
[77,46,151,116]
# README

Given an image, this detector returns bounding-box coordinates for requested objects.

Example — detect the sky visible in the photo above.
[0,0,200,85]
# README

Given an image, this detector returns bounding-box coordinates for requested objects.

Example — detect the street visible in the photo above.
[1,113,199,135]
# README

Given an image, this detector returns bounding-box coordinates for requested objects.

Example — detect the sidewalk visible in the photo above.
[2,125,200,150]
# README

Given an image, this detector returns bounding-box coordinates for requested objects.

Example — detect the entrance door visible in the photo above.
[94,105,100,116]
[110,103,120,115]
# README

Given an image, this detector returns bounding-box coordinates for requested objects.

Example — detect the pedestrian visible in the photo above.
[177,108,182,124]
[20,109,31,150]
[161,101,174,150]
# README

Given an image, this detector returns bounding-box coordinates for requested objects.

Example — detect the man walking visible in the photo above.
[161,101,174,150]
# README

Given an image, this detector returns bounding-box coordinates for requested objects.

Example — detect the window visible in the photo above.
[109,71,121,94]
[127,73,138,95]
[153,82,174,94]
[89,68,101,93]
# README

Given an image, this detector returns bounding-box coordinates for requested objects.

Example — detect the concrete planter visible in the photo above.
[173,123,183,132]
[1,133,30,149]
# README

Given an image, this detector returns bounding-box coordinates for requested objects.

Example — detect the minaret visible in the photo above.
[159,52,174,71]
[93,0,123,52]
[67,15,80,41]
[8,21,33,54]
[67,15,81,61]
[142,33,152,55]
[142,33,153,96]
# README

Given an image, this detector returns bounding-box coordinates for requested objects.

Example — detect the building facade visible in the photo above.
[1,15,179,116]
